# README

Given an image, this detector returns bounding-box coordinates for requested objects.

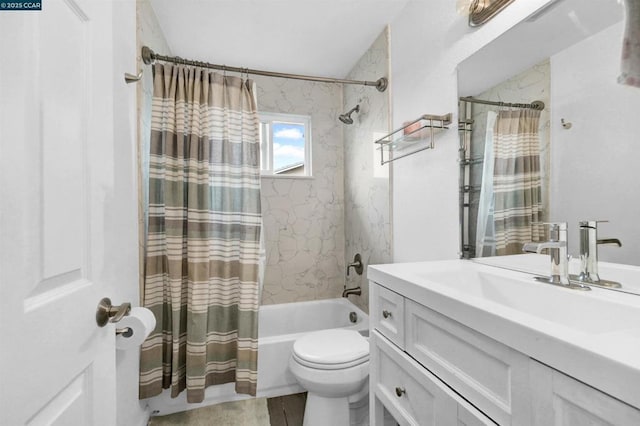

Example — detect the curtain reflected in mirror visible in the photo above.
[458,60,550,259]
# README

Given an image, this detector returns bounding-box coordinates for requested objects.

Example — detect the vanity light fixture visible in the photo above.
[468,0,515,27]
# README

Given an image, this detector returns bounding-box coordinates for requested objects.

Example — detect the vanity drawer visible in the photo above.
[371,331,494,426]
[405,299,530,426]
[371,283,405,348]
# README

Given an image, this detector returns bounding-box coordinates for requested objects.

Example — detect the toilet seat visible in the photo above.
[292,329,369,370]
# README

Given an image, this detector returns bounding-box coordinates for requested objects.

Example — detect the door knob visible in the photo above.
[96,298,131,327]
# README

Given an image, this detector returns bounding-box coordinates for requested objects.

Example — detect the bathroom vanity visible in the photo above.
[368,260,640,425]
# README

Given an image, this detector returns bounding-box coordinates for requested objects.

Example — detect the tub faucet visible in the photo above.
[344,254,364,297]
[569,220,622,288]
[342,287,362,297]
[522,222,589,291]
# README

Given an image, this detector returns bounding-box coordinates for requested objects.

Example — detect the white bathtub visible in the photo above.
[147,298,369,416]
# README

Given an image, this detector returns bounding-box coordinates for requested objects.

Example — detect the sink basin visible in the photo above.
[473,253,640,295]
[414,263,640,334]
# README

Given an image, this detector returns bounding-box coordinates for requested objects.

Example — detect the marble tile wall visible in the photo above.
[256,77,346,305]
[467,59,551,254]
[343,28,393,313]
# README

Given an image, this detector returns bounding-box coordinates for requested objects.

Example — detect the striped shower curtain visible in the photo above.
[139,63,262,403]
[493,109,543,255]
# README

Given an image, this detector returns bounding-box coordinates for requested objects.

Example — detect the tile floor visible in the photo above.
[148,393,307,426]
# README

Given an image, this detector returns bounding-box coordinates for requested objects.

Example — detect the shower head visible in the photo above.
[339,105,360,125]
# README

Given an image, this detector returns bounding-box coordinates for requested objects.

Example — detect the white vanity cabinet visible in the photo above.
[370,284,495,426]
[369,281,640,426]
[529,360,640,426]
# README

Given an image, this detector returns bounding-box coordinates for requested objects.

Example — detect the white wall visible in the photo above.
[389,0,555,262]
[550,22,640,265]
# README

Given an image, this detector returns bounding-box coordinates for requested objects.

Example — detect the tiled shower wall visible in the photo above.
[257,77,346,305]
[343,28,393,313]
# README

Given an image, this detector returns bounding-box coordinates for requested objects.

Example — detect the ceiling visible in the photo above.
[149,0,411,79]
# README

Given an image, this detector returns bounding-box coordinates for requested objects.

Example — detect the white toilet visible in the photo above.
[289,329,369,426]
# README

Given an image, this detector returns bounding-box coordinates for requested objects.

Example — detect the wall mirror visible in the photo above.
[457,0,640,282]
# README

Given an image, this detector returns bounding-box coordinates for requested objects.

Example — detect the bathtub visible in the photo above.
[147,298,369,416]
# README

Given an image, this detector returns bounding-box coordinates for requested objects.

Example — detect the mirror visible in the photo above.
[458,0,640,270]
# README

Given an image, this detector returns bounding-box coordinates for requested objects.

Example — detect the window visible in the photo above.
[259,112,311,177]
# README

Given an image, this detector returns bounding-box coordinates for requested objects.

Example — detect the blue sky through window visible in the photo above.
[272,122,305,172]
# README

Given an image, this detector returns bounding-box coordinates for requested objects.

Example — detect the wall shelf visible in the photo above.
[374,113,452,165]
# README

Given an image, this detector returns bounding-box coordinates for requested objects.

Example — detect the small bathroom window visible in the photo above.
[259,112,312,177]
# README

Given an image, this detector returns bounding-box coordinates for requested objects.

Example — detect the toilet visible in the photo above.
[289,329,369,426]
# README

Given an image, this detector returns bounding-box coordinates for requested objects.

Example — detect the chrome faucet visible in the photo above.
[522,222,589,290]
[569,221,622,288]
[343,253,364,297]
[342,287,362,297]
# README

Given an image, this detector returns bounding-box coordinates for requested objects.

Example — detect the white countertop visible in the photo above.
[368,258,640,408]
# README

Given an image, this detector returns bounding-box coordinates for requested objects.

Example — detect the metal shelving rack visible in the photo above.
[458,106,475,259]
[374,113,452,165]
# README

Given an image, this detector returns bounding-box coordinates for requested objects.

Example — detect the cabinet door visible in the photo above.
[371,283,405,348]
[405,299,531,425]
[371,331,495,426]
[530,360,640,426]
[457,401,496,426]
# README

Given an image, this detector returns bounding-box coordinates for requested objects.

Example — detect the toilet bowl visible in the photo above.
[289,329,369,426]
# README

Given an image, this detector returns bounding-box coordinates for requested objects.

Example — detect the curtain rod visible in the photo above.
[141,46,388,92]
[459,96,545,111]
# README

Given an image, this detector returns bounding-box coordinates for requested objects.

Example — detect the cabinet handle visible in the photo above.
[395,387,406,397]
[382,310,392,319]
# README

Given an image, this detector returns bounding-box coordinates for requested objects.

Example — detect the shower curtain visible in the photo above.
[492,109,543,256]
[139,63,262,403]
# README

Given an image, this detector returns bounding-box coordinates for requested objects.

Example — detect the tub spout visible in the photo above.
[342,286,362,297]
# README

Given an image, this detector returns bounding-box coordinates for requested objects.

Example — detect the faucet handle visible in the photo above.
[578,220,621,247]
[532,222,568,242]
[346,253,364,276]
[579,220,607,228]
[541,221,567,229]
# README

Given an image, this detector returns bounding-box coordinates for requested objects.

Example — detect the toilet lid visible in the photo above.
[292,329,369,370]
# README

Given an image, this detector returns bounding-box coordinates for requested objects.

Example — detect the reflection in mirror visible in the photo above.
[459,61,550,258]
[458,0,640,272]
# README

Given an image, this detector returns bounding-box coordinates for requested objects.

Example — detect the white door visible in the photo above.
[0,0,136,424]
